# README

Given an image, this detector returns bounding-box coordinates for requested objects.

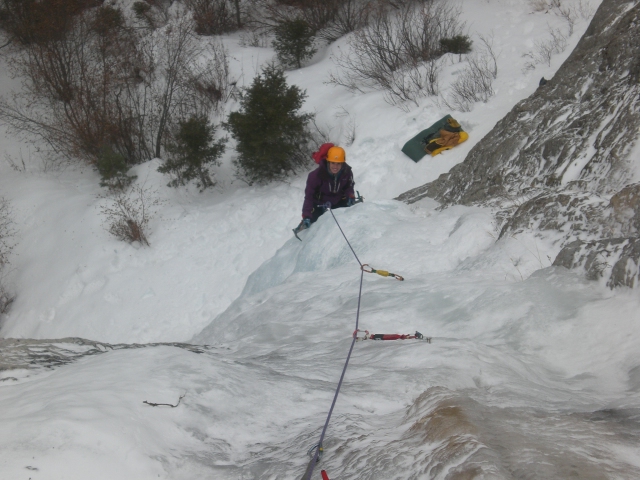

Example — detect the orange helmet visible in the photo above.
[326,146,345,163]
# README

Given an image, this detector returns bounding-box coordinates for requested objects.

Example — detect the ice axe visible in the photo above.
[293,218,310,241]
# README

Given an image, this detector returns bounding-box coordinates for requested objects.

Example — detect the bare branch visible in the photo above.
[143,393,186,407]
[0,6,230,172]
[99,185,162,246]
[441,35,498,112]
[328,0,464,106]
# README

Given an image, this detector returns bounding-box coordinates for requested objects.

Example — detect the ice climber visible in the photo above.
[297,146,356,232]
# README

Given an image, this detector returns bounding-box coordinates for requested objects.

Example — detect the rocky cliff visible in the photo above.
[397,0,640,288]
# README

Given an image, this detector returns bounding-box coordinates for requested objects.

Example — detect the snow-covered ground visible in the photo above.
[2,0,639,478]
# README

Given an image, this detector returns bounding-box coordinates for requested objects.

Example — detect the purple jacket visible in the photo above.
[302,160,355,218]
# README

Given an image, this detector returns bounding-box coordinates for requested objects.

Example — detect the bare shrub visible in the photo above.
[0,0,98,46]
[247,0,372,43]
[522,26,568,70]
[319,0,372,42]
[188,39,232,111]
[249,0,334,31]
[298,0,341,33]
[328,0,464,106]
[552,0,596,32]
[0,6,143,162]
[100,185,162,246]
[134,12,232,159]
[0,196,15,315]
[528,0,550,12]
[0,6,230,175]
[242,0,295,32]
[442,34,498,112]
[133,1,154,28]
[0,283,13,314]
[132,0,175,30]
[4,150,27,172]
[239,29,270,47]
[574,0,595,20]
[528,0,594,33]
[382,59,442,109]
[555,2,575,36]
[298,0,374,39]
[123,12,231,156]
[184,0,244,35]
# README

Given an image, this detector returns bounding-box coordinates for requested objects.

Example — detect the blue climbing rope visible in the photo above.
[327,205,363,268]
[300,204,417,479]
[302,206,364,480]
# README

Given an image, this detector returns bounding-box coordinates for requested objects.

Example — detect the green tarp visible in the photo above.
[401,114,453,162]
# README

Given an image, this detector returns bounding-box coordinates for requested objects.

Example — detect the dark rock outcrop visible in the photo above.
[609,183,640,235]
[554,237,640,288]
[497,188,609,241]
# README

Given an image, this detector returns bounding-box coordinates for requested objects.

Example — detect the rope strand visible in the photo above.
[328,207,363,267]
[303,205,407,480]
[303,208,363,480]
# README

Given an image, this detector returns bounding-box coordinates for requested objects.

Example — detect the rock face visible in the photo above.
[553,237,640,288]
[396,0,640,288]
[609,183,640,235]
[497,188,610,240]
[552,182,640,288]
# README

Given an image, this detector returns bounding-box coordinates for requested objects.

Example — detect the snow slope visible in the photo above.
[3,0,639,479]
[0,0,599,343]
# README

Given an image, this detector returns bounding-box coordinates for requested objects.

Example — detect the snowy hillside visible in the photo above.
[2,0,640,479]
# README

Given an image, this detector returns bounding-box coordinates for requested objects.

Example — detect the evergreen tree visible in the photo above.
[440,35,473,55]
[225,64,313,184]
[96,145,136,190]
[158,116,226,189]
[272,19,317,69]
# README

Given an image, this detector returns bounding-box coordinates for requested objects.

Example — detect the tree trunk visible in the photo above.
[233,0,242,29]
